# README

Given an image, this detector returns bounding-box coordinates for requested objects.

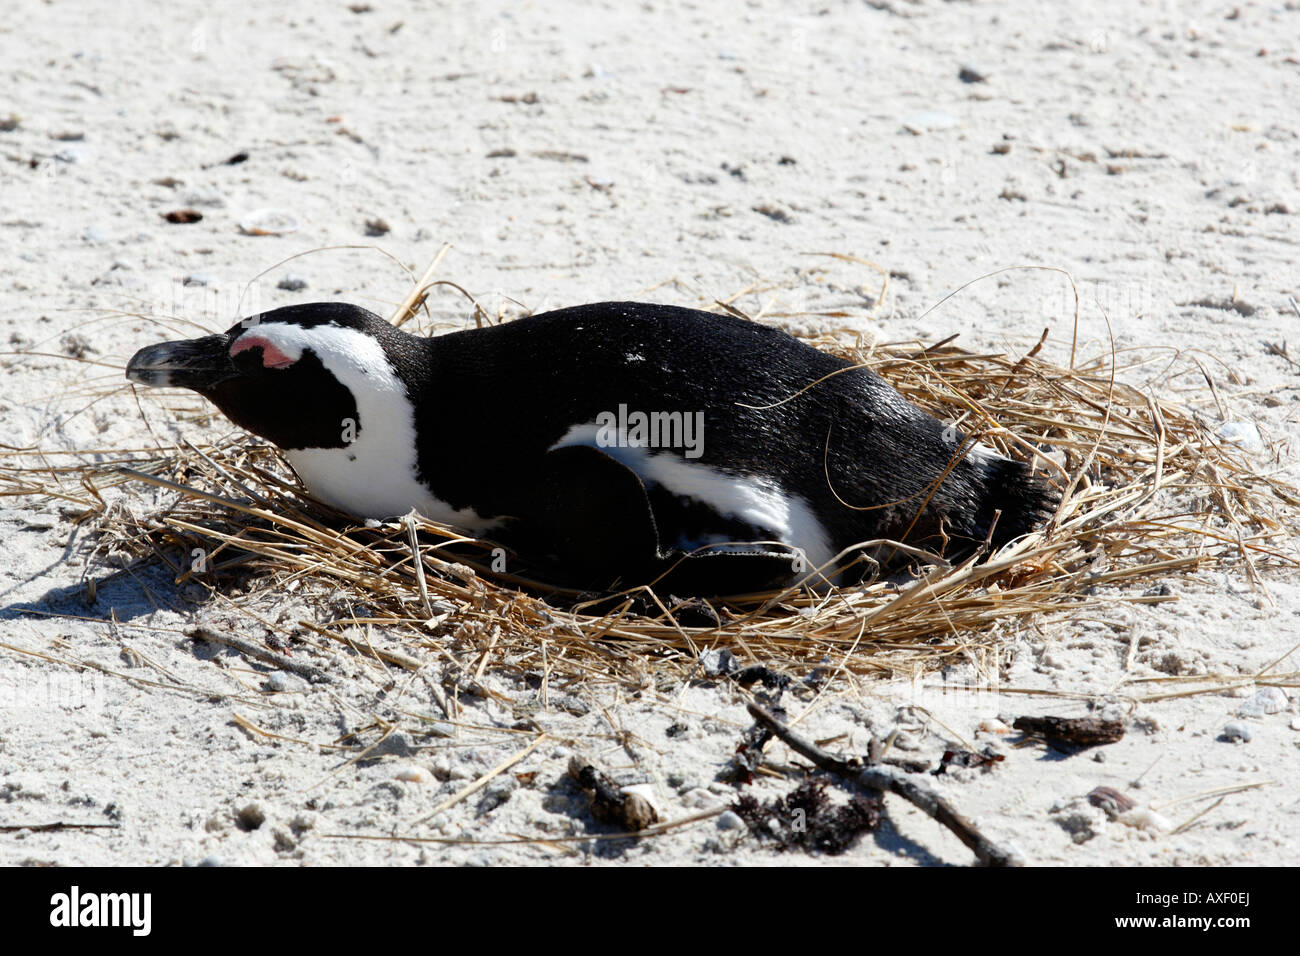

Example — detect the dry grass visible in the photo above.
[2,259,1297,703]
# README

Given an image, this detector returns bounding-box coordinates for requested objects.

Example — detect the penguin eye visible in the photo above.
[230,334,297,370]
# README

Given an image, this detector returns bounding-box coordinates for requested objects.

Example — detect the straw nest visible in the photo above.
[4,261,1297,699]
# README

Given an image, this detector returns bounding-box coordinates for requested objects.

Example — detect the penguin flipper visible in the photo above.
[521,445,661,590]
[518,449,810,597]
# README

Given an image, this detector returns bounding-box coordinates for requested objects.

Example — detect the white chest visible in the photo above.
[246,322,496,532]
[283,445,485,529]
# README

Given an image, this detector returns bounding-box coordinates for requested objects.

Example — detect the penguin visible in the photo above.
[125,301,1057,595]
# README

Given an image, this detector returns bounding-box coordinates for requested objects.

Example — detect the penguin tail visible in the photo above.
[975,455,1059,550]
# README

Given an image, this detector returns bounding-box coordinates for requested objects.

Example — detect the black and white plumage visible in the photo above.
[125,301,1057,595]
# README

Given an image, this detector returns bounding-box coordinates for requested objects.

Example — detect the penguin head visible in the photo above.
[126,303,412,453]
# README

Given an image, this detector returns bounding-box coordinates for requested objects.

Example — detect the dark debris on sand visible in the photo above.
[733,777,882,855]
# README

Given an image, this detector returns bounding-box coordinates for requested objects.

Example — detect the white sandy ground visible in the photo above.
[1,0,1298,866]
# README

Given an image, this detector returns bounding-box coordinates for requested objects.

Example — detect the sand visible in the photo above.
[1,0,1297,866]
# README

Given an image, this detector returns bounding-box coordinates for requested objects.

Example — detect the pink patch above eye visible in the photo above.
[230,335,296,369]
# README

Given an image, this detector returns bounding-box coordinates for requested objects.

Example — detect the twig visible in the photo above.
[390,243,452,328]
[231,713,317,747]
[1151,779,1275,812]
[1012,714,1125,747]
[404,512,435,620]
[296,619,423,671]
[186,624,332,685]
[413,733,547,825]
[1170,796,1225,836]
[0,822,120,833]
[746,702,1022,867]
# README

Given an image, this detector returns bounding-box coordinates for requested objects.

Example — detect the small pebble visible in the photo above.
[1216,421,1263,452]
[958,63,990,83]
[1237,687,1288,717]
[475,779,515,816]
[700,648,737,677]
[753,203,794,224]
[239,208,300,236]
[1055,809,1103,844]
[83,226,110,244]
[1221,721,1253,742]
[183,272,213,287]
[1118,807,1171,832]
[622,784,659,813]
[277,274,308,291]
[264,672,289,692]
[1087,785,1136,817]
[717,810,745,830]
[394,765,429,783]
[371,733,414,758]
[364,217,390,236]
[902,110,961,134]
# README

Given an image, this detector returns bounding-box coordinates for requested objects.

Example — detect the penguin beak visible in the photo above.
[126,334,236,391]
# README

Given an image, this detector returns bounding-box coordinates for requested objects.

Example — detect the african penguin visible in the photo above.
[125,301,1057,595]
